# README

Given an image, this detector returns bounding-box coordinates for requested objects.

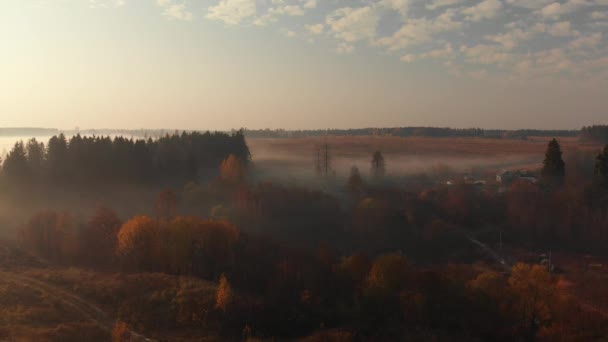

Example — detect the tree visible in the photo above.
[116,216,161,270]
[541,139,565,188]
[83,206,122,266]
[220,154,247,184]
[2,141,29,183]
[367,252,409,293]
[216,273,234,312]
[371,151,385,180]
[594,145,608,189]
[314,142,332,178]
[509,263,555,341]
[347,166,364,196]
[156,189,177,220]
[26,138,45,179]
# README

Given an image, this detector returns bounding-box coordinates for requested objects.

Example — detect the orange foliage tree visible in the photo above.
[116,216,161,270]
[220,154,247,184]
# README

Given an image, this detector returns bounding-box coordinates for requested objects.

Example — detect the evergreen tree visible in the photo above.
[541,138,565,187]
[2,141,30,183]
[371,151,386,180]
[594,145,608,189]
[347,166,364,196]
[26,138,45,180]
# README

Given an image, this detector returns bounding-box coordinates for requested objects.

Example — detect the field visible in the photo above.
[248,135,602,180]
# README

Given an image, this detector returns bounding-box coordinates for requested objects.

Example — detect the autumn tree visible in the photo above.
[509,263,556,341]
[117,216,161,270]
[156,189,177,220]
[220,154,247,184]
[112,321,131,342]
[371,151,385,180]
[367,252,409,293]
[216,273,234,312]
[83,206,122,266]
[541,139,565,188]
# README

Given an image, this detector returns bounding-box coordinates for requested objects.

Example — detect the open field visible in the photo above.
[248,136,603,180]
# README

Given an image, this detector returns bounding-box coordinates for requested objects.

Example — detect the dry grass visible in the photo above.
[249,136,599,159]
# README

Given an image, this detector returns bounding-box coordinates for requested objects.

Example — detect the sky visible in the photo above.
[0,0,607,130]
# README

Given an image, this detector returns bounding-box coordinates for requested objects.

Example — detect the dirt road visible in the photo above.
[0,271,156,341]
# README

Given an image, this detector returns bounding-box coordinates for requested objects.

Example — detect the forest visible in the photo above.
[1,133,608,341]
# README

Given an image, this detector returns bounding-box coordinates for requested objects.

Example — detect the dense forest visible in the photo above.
[0,130,250,186]
[5,134,608,341]
[581,125,608,144]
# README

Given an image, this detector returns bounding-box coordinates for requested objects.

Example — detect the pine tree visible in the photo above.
[347,166,364,196]
[371,151,385,180]
[594,145,608,189]
[2,141,30,183]
[541,139,565,187]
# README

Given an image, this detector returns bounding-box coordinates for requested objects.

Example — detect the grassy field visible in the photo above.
[248,136,603,181]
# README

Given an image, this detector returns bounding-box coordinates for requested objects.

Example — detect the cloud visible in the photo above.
[505,0,552,9]
[157,0,192,21]
[326,6,379,42]
[306,23,324,35]
[378,8,462,51]
[425,0,463,10]
[207,0,257,25]
[462,0,503,22]
[336,42,355,54]
[89,0,124,8]
[568,32,603,49]
[548,21,578,36]
[381,0,410,16]
[485,29,535,49]
[539,0,591,20]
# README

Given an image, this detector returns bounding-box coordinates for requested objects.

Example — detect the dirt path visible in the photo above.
[0,271,156,342]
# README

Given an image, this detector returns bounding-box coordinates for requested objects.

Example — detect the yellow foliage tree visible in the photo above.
[111,321,131,342]
[216,273,234,312]
[220,154,247,184]
[367,252,409,293]
[509,263,556,339]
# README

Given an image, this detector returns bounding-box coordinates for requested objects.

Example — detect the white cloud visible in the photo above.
[378,8,462,50]
[306,23,324,35]
[326,6,379,42]
[336,42,355,54]
[381,0,410,16]
[548,21,578,36]
[568,32,603,49]
[462,0,503,22]
[89,0,124,8]
[426,0,463,10]
[505,0,552,9]
[540,0,591,20]
[485,29,534,49]
[400,54,418,62]
[207,0,257,25]
[157,0,192,21]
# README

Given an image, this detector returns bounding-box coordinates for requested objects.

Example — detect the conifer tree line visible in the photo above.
[0,130,250,185]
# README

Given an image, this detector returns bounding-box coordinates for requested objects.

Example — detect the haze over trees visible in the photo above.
[0,130,250,187]
[4,132,608,341]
